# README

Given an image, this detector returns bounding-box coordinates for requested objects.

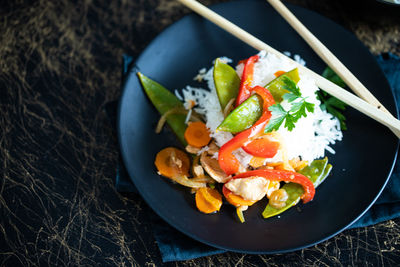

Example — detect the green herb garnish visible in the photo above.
[317,66,348,130]
[322,66,347,88]
[265,77,315,132]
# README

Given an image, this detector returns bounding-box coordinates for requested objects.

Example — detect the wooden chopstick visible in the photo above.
[266,0,398,128]
[177,0,400,137]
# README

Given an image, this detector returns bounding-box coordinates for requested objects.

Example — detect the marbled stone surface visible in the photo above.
[1,0,399,266]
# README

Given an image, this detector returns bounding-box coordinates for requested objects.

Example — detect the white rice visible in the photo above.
[177,51,342,167]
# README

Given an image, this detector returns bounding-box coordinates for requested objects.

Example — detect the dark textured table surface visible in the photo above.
[1,0,400,266]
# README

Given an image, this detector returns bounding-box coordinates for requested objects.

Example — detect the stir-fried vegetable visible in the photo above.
[170,175,207,188]
[217,68,301,134]
[156,107,201,134]
[217,94,262,133]
[232,169,315,203]
[140,53,339,222]
[138,73,188,145]
[242,134,280,158]
[155,147,207,188]
[195,187,223,214]
[184,121,211,148]
[218,86,276,175]
[155,147,190,178]
[236,55,259,106]
[266,68,300,102]
[274,70,286,77]
[262,158,331,219]
[214,58,240,109]
[236,207,246,223]
[289,157,309,171]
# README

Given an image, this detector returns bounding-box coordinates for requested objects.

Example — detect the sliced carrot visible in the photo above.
[222,186,257,207]
[195,187,223,214]
[274,70,286,77]
[184,121,211,148]
[155,147,190,178]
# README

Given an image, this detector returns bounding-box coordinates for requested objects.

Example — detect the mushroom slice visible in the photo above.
[192,164,204,177]
[200,152,229,183]
[207,141,219,155]
[186,144,201,154]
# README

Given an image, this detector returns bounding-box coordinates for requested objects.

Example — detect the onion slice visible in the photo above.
[155,107,201,133]
[170,175,207,188]
[223,98,236,118]
[190,176,215,183]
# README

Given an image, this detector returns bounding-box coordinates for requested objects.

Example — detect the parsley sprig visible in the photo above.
[265,76,315,132]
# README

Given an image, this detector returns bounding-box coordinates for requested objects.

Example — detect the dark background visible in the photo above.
[1,0,399,266]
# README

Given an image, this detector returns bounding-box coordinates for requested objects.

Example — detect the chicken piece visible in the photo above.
[200,152,229,183]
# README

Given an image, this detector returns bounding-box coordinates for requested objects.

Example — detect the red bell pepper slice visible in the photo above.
[218,86,275,175]
[232,169,315,203]
[235,55,259,107]
[242,137,280,158]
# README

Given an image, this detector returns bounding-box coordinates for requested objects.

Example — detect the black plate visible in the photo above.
[118,0,398,253]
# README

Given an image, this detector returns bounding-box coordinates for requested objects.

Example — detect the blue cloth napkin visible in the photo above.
[115,53,400,262]
[347,53,400,228]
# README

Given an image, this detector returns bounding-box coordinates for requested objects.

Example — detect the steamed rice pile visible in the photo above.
[175,51,342,167]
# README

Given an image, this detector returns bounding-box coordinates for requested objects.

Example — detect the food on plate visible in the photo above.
[155,147,190,178]
[139,51,344,222]
[184,121,212,148]
[195,187,223,214]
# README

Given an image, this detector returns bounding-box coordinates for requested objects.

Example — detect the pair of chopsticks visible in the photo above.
[177,0,400,138]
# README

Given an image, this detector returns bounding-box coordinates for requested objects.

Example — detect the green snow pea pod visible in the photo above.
[138,72,187,145]
[262,157,329,219]
[213,59,240,109]
[299,157,329,185]
[216,69,300,133]
[266,68,300,102]
[262,182,304,219]
[318,163,332,187]
[216,94,262,133]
